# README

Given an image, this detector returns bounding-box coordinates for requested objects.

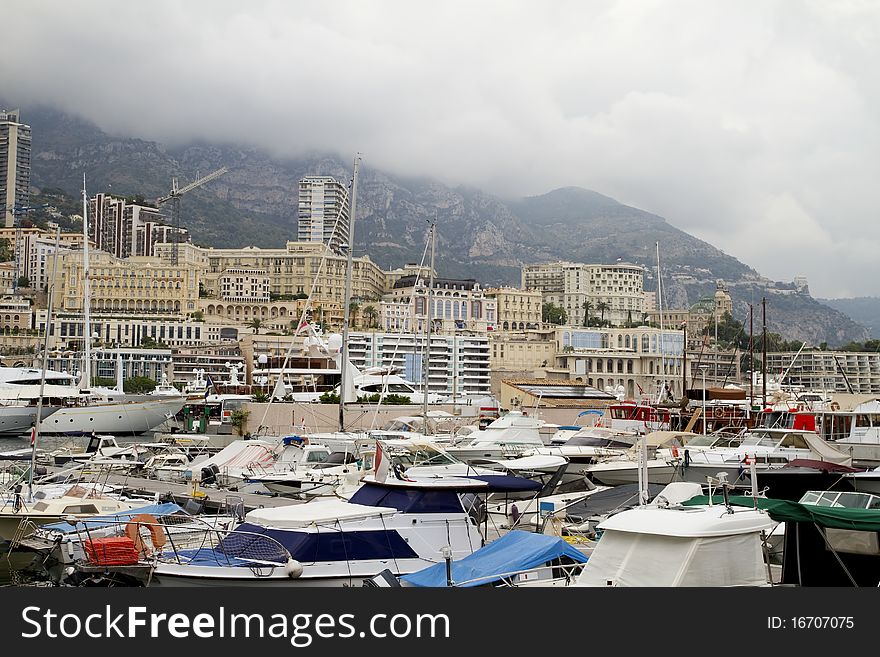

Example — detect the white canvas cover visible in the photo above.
[804,433,852,466]
[575,530,769,587]
[245,499,395,529]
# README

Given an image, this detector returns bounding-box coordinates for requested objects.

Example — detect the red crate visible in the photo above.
[83,536,141,566]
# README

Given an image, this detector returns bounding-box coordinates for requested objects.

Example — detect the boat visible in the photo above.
[143,475,539,586]
[446,410,549,461]
[400,530,589,587]
[569,482,774,586]
[0,484,142,542]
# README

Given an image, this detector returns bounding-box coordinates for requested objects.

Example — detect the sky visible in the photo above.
[3,0,880,298]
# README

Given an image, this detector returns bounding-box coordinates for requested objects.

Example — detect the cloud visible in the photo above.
[2,0,879,298]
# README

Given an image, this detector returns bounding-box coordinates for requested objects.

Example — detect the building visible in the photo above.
[766,351,880,395]
[0,295,32,331]
[688,281,734,335]
[488,329,558,397]
[174,241,386,329]
[1,110,32,228]
[522,261,646,327]
[382,275,497,334]
[348,332,492,398]
[297,176,350,255]
[0,263,15,295]
[89,193,182,258]
[384,263,434,291]
[0,227,87,287]
[171,343,245,388]
[219,268,270,303]
[485,287,542,330]
[48,249,201,318]
[554,326,686,400]
[44,347,174,385]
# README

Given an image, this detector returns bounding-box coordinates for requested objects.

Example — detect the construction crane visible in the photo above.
[157,166,228,265]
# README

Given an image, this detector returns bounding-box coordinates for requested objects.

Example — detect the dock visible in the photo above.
[38,466,304,513]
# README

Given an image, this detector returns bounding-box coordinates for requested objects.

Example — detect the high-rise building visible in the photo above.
[1,110,32,228]
[296,176,349,255]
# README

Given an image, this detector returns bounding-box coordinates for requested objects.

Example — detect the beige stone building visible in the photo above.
[523,261,646,326]
[0,295,32,331]
[168,241,386,329]
[485,287,542,330]
[48,249,201,316]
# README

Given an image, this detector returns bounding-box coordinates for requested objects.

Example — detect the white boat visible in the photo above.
[0,484,142,542]
[570,487,773,586]
[145,476,502,586]
[446,410,548,461]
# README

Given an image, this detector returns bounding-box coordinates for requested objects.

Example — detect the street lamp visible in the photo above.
[698,364,709,436]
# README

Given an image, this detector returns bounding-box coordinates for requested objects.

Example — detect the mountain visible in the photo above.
[13,103,870,347]
[818,298,880,339]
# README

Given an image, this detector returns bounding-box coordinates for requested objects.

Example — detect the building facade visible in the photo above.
[89,193,183,259]
[382,275,497,334]
[297,176,350,255]
[766,351,880,394]
[1,110,31,228]
[523,261,646,326]
[485,287,542,330]
[554,326,686,400]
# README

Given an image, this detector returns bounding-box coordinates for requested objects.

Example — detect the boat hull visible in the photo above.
[34,397,186,437]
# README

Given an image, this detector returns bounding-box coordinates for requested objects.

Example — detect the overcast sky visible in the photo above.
[3,1,879,298]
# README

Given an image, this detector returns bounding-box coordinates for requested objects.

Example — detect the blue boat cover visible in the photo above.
[465,475,543,492]
[40,503,185,534]
[401,530,588,587]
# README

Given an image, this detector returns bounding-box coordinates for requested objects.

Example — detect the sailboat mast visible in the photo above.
[749,303,754,409]
[29,227,62,500]
[338,155,360,433]
[81,175,92,391]
[656,242,666,402]
[422,223,436,424]
[761,297,767,408]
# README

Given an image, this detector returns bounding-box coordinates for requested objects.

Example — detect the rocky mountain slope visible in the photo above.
[15,104,870,346]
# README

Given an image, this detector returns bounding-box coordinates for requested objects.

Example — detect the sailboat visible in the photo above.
[10,177,187,441]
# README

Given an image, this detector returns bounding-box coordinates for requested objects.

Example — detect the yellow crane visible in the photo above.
[157,167,228,265]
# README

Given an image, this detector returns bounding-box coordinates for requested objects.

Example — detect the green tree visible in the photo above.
[348,301,360,327]
[192,310,205,322]
[596,301,610,325]
[229,409,250,437]
[362,304,378,328]
[248,318,263,334]
[319,391,340,404]
[581,301,593,327]
[17,276,30,288]
[124,376,158,394]
[0,238,13,262]
[252,390,269,403]
[542,302,567,326]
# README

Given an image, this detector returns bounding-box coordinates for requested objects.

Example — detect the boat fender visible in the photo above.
[285,558,303,578]
[671,446,679,458]
[683,449,690,468]
[830,402,840,411]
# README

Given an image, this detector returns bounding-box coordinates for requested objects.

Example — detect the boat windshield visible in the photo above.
[360,384,415,394]
[682,435,716,447]
[800,490,880,509]
[392,447,459,467]
[567,435,632,448]
[740,431,781,448]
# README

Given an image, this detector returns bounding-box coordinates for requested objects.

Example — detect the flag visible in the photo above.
[30,426,36,446]
[486,325,494,331]
[374,440,389,483]
[204,375,214,399]
[294,318,310,335]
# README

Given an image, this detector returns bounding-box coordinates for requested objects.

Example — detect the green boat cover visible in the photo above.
[682,496,880,532]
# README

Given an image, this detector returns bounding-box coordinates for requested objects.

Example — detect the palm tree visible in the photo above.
[597,301,610,326]
[582,300,593,327]
[362,304,378,329]
[248,318,263,334]
[348,301,360,328]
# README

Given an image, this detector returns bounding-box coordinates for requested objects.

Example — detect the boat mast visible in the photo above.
[338,154,360,433]
[81,175,92,391]
[422,222,436,425]
[749,303,754,411]
[761,297,767,408]
[29,227,62,501]
[655,242,666,403]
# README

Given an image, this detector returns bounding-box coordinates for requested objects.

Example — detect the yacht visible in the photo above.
[144,476,519,586]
